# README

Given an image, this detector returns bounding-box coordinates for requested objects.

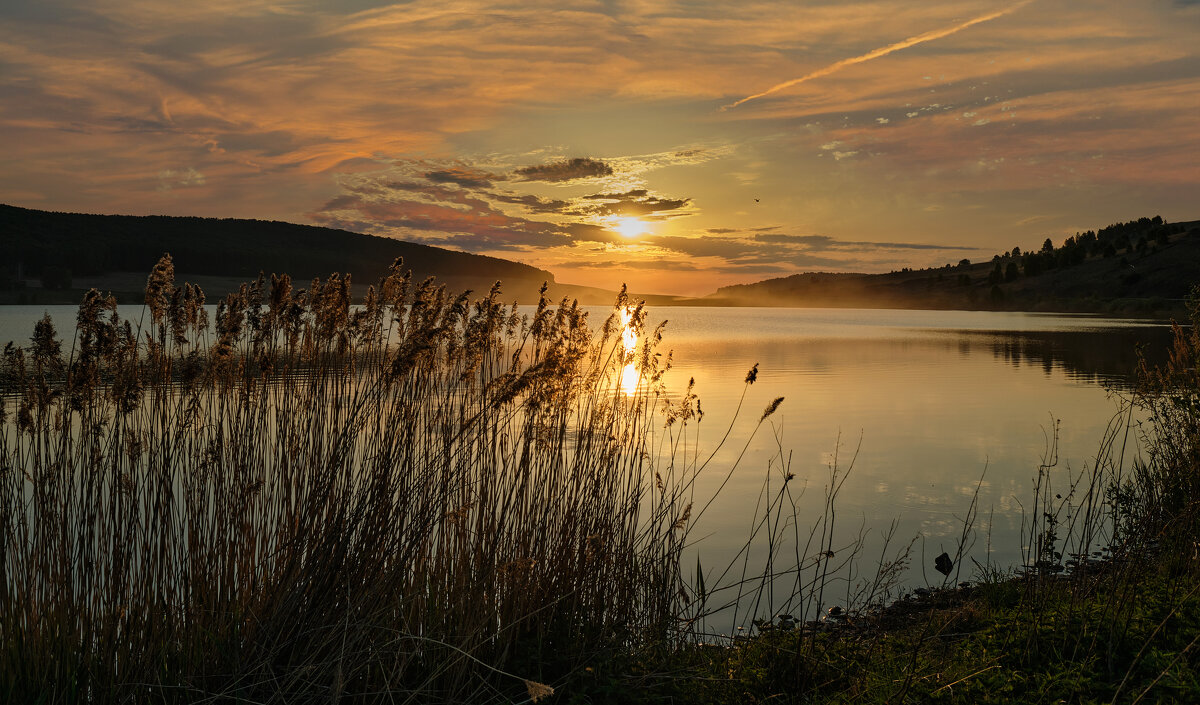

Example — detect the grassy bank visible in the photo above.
[608,561,1200,703]
[2,258,1199,703]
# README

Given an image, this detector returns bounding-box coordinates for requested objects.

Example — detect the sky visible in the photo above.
[2,0,1198,296]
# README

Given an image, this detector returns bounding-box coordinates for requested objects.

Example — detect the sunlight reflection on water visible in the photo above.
[619,306,639,396]
[0,303,1178,630]
[589,305,1174,628]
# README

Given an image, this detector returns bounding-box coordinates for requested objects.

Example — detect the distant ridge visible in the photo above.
[0,203,552,286]
[708,217,1200,316]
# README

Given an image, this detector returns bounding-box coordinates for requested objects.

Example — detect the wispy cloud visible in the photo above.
[724,0,1038,110]
[157,167,205,191]
[0,0,1197,296]
[753,233,979,252]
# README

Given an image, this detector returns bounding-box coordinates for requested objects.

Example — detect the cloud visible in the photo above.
[514,157,613,182]
[489,192,571,214]
[214,130,301,158]
[578,188,691,218]
[562,222,626,244]
[307,155,701,260]
[306,158,657,252]
[157,167,205,191]
[2,0,1197,295]
[425,167,505,188]
[753,233,978,252]
[646,234,849,268]
[554,257,703,271]
[724,0,1039,109]
[307,176,576,251]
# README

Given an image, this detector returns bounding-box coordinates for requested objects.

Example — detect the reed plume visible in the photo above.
[0,256,703,703]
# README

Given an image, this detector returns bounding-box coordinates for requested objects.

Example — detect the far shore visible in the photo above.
[0,272,1186,320]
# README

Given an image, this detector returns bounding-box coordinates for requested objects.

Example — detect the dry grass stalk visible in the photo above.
[0,257,708,703]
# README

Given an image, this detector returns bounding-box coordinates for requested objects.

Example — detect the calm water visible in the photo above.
[625,307,1173,611]
[0,304,1177,621]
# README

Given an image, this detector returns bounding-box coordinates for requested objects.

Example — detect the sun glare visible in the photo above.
[612,216,649,239]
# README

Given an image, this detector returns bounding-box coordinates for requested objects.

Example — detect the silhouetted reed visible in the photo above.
[0,256,706,702]
[8,257,1198,702]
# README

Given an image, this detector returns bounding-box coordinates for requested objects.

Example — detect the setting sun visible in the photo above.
[612,216,650,239]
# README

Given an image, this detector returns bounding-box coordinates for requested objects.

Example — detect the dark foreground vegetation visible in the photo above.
[1,256,713,702]
[2,258,1200,703]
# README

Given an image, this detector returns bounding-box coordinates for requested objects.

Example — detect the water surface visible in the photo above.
[621,306,1172,620]
[0,304,1177,622]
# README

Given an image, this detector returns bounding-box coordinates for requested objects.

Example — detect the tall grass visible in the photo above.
[7,256,1198,703]
[0,256,716,702]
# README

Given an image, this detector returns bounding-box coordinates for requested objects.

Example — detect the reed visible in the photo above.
[0,256,706,702]
[6,258,1200,703]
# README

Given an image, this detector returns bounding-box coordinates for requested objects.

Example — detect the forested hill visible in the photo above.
[710,216,1200,316]
[0,203,555,297]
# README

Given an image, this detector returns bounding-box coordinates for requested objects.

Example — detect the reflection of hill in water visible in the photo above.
[666,324,1177,395]
[950,326,1177,389]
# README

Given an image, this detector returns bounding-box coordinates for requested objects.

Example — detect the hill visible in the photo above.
[0,203,624,305]
[709,216,1200,316]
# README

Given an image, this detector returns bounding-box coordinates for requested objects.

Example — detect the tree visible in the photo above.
[989,262,1003,285]
[1024,254,1043,277]
[40,265,72,290]
[958,258,971,268]
[1005,261,1019,282]
[1041,238,1054,254]
[1011,246,1021,258]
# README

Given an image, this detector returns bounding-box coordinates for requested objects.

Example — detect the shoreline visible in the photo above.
[0,280,1186,321]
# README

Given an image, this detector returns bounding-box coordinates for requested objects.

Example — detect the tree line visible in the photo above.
[985,215,1186,286]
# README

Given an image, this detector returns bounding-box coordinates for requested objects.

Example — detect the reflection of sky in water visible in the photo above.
[0,304,1178,625]
[585,306,1173,623]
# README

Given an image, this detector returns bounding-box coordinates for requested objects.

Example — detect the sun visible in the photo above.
[611,216,649,239]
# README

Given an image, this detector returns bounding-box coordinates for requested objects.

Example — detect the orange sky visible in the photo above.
[2,0,1199,296]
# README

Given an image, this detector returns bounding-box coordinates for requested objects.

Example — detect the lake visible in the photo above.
[627,306,1174,625]
[0,303,1177,626]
